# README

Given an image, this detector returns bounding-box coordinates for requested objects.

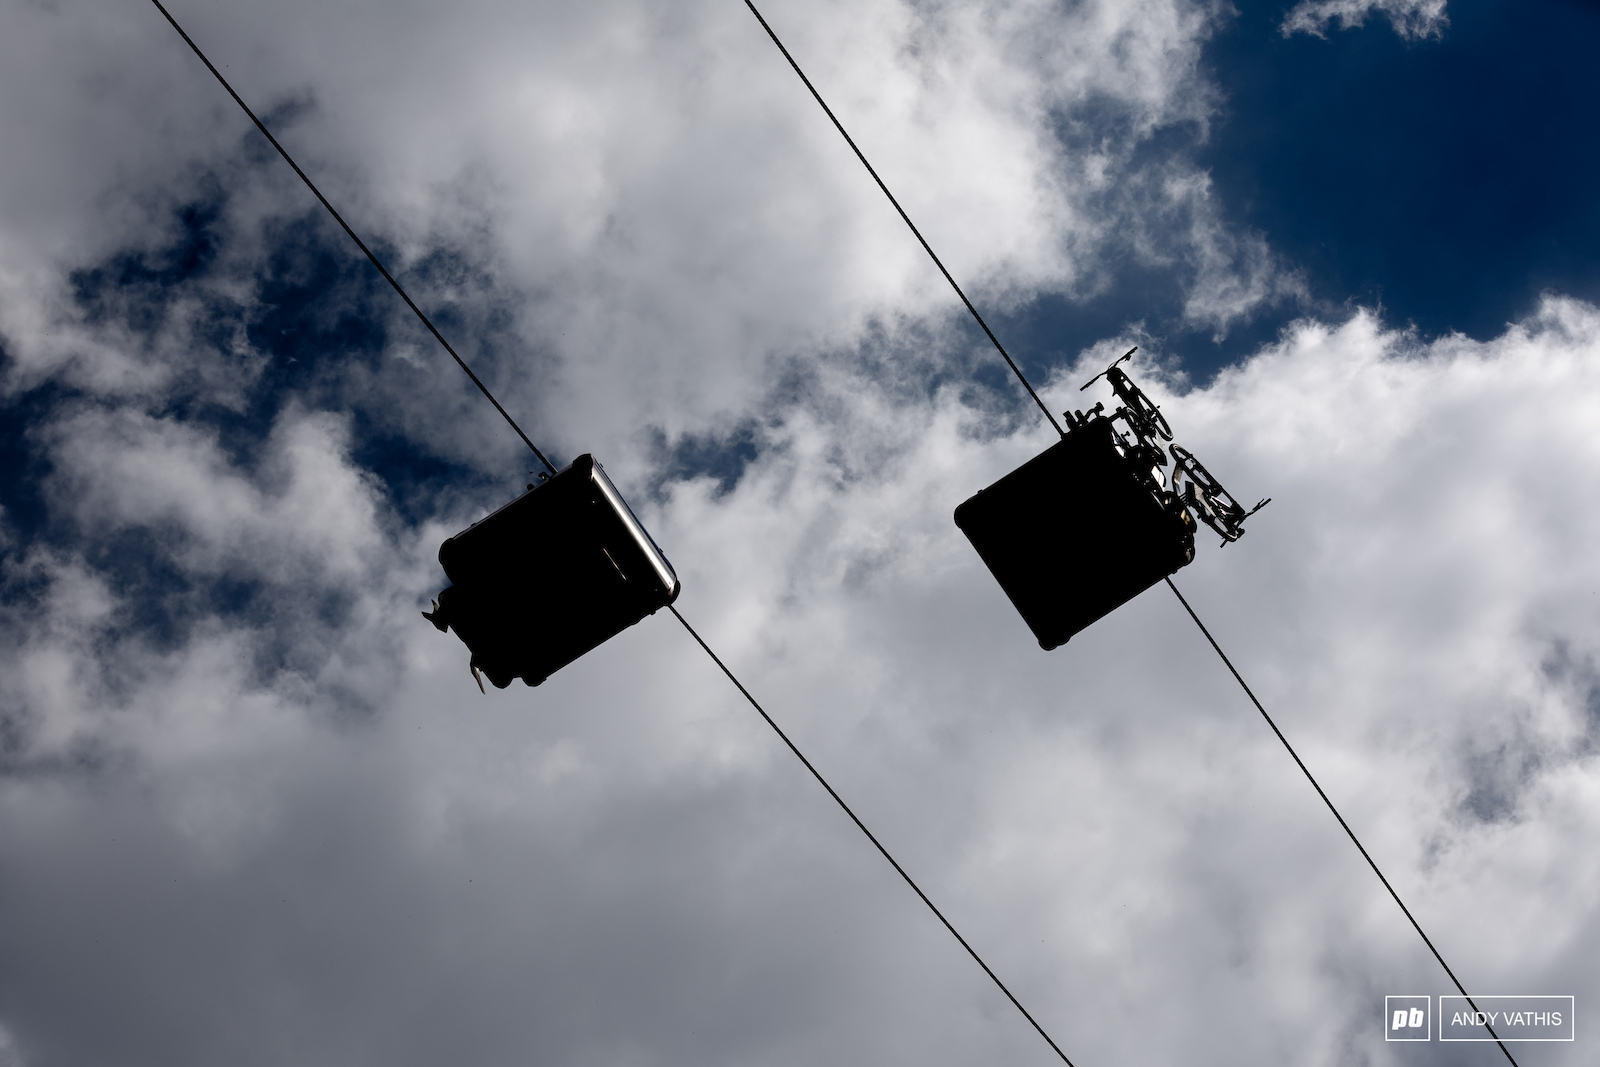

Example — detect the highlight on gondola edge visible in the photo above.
[423,454,681,691]
[955,348,1269,649]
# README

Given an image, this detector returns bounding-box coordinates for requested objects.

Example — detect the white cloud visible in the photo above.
[1281,0,1449,40]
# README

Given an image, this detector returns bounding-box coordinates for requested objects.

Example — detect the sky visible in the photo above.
[1,0,1598,1065]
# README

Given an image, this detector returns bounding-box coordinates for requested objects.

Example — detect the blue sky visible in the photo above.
[998,0,1600,380]
[1,2,1598,1065]
[1206,0,1600,340]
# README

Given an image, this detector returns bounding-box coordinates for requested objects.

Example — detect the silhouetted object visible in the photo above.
[955,348,1267,648]
[425,455,680,689]
[956,417,1195,649]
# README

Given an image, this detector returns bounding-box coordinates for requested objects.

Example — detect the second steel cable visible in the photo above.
[742,0,1065,438]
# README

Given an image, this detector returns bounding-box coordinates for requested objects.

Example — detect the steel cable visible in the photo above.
[741,0,1065,438]
[1166,578,1519,1067]
[150,6,1075,1060]
[670,606,1079,1066]
[148,0,558,477]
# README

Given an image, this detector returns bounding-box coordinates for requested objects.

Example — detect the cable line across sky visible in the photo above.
[741,3,1519,1062]
[740,0,1065,437]
[148,0,1519,1063]
[147,0,1081,1063]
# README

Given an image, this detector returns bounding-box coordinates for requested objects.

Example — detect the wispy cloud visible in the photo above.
[1281,0,1449,40]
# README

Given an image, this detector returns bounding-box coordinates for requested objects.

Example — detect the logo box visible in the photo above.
[1385,996,1431,1042]
[1439,996,1575,1042]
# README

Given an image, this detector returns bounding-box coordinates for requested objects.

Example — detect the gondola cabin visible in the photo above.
[424,455,680,689]
[955,415,1195,649]
[955,351,1267,649]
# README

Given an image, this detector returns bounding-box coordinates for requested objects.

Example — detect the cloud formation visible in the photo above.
[1,1,1594,1065]
[1281,0,1449,40]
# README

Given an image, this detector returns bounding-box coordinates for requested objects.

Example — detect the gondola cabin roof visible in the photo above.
[425,454,680,689]
[954,417,1195,649]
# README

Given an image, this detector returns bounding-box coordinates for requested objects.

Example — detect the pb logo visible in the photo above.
[1385,996,1431,1042]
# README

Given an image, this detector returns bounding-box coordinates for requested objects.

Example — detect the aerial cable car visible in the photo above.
[422,455,681,691]
[954,347,1268,649]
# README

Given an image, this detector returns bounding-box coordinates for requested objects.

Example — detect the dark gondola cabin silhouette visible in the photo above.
[424,455,680,689]
[955,349,1267,648]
